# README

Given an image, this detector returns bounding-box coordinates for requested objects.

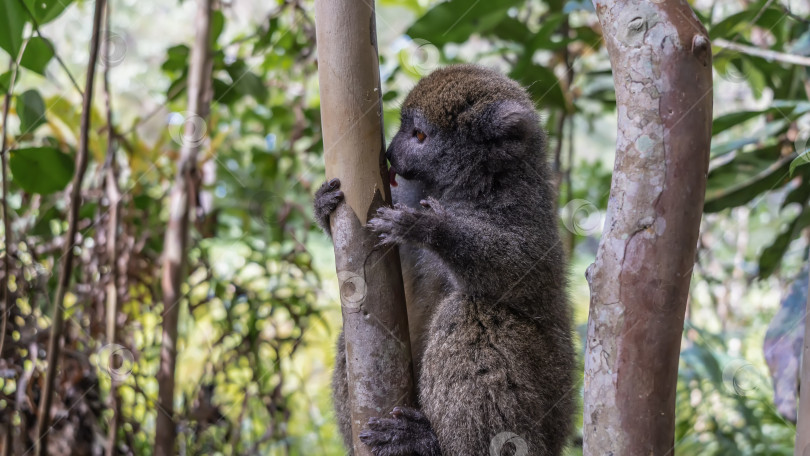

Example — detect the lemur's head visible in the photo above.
[387,65,545,195]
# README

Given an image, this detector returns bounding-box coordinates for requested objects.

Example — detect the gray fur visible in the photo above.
[315,64,575,456]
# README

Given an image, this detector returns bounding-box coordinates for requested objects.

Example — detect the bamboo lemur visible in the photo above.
[314,65,575,456]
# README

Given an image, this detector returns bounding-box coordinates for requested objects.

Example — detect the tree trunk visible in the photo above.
[313,1,416,455]
[583,1,712,454]
[154,1,213,454]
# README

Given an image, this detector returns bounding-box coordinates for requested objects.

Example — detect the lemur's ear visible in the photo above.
[477,100,536,141]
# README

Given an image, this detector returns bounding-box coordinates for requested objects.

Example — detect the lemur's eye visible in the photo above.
[414,129,427,142]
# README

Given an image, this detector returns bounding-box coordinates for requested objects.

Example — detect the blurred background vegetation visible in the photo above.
[1,0,810,454]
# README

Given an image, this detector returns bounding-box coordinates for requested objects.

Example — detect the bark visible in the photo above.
[154,1,213,455]
[583,1,712,454]
[34,1,106,454]
[313,1,416,455]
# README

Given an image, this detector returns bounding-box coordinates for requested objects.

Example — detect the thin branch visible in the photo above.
[34,1,107,455]
[552,17,572,191]
[780,4,810,25]
[0,37,28,365]
[100,2,124,455]
[714,38,810,67]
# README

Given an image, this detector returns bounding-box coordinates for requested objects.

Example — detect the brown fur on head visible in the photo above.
[402,64,533,132]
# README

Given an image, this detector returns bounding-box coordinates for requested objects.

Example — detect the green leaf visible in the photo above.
[710,118,788,158]
[22,0,72,24]
[528,13,566,52]
[211,10,225,46]
[485,17,531,43]
[708,7,759,40]
[509,63,566,109]
[225,61,268,104]
[31,205,59,236]
[712,110,765,136]
[20,37,54,75]
[16,89,47,134]
[0,0,26,58]
[0,72,11,93]
[704,146,792,212]
[783,180,810,210]
[406,0,523,46]
[212,78,239,105]
[9,147,75,194]
[790,150,810,176]
[790,30,810,56]
[161,44,190,73]
[759,207,810,278]
[742,58,766,98]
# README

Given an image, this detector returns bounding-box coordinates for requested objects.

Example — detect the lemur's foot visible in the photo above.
[359,406,441,456]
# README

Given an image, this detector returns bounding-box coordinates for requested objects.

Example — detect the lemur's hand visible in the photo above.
[367,200,444,248]
[313,178,343,236]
